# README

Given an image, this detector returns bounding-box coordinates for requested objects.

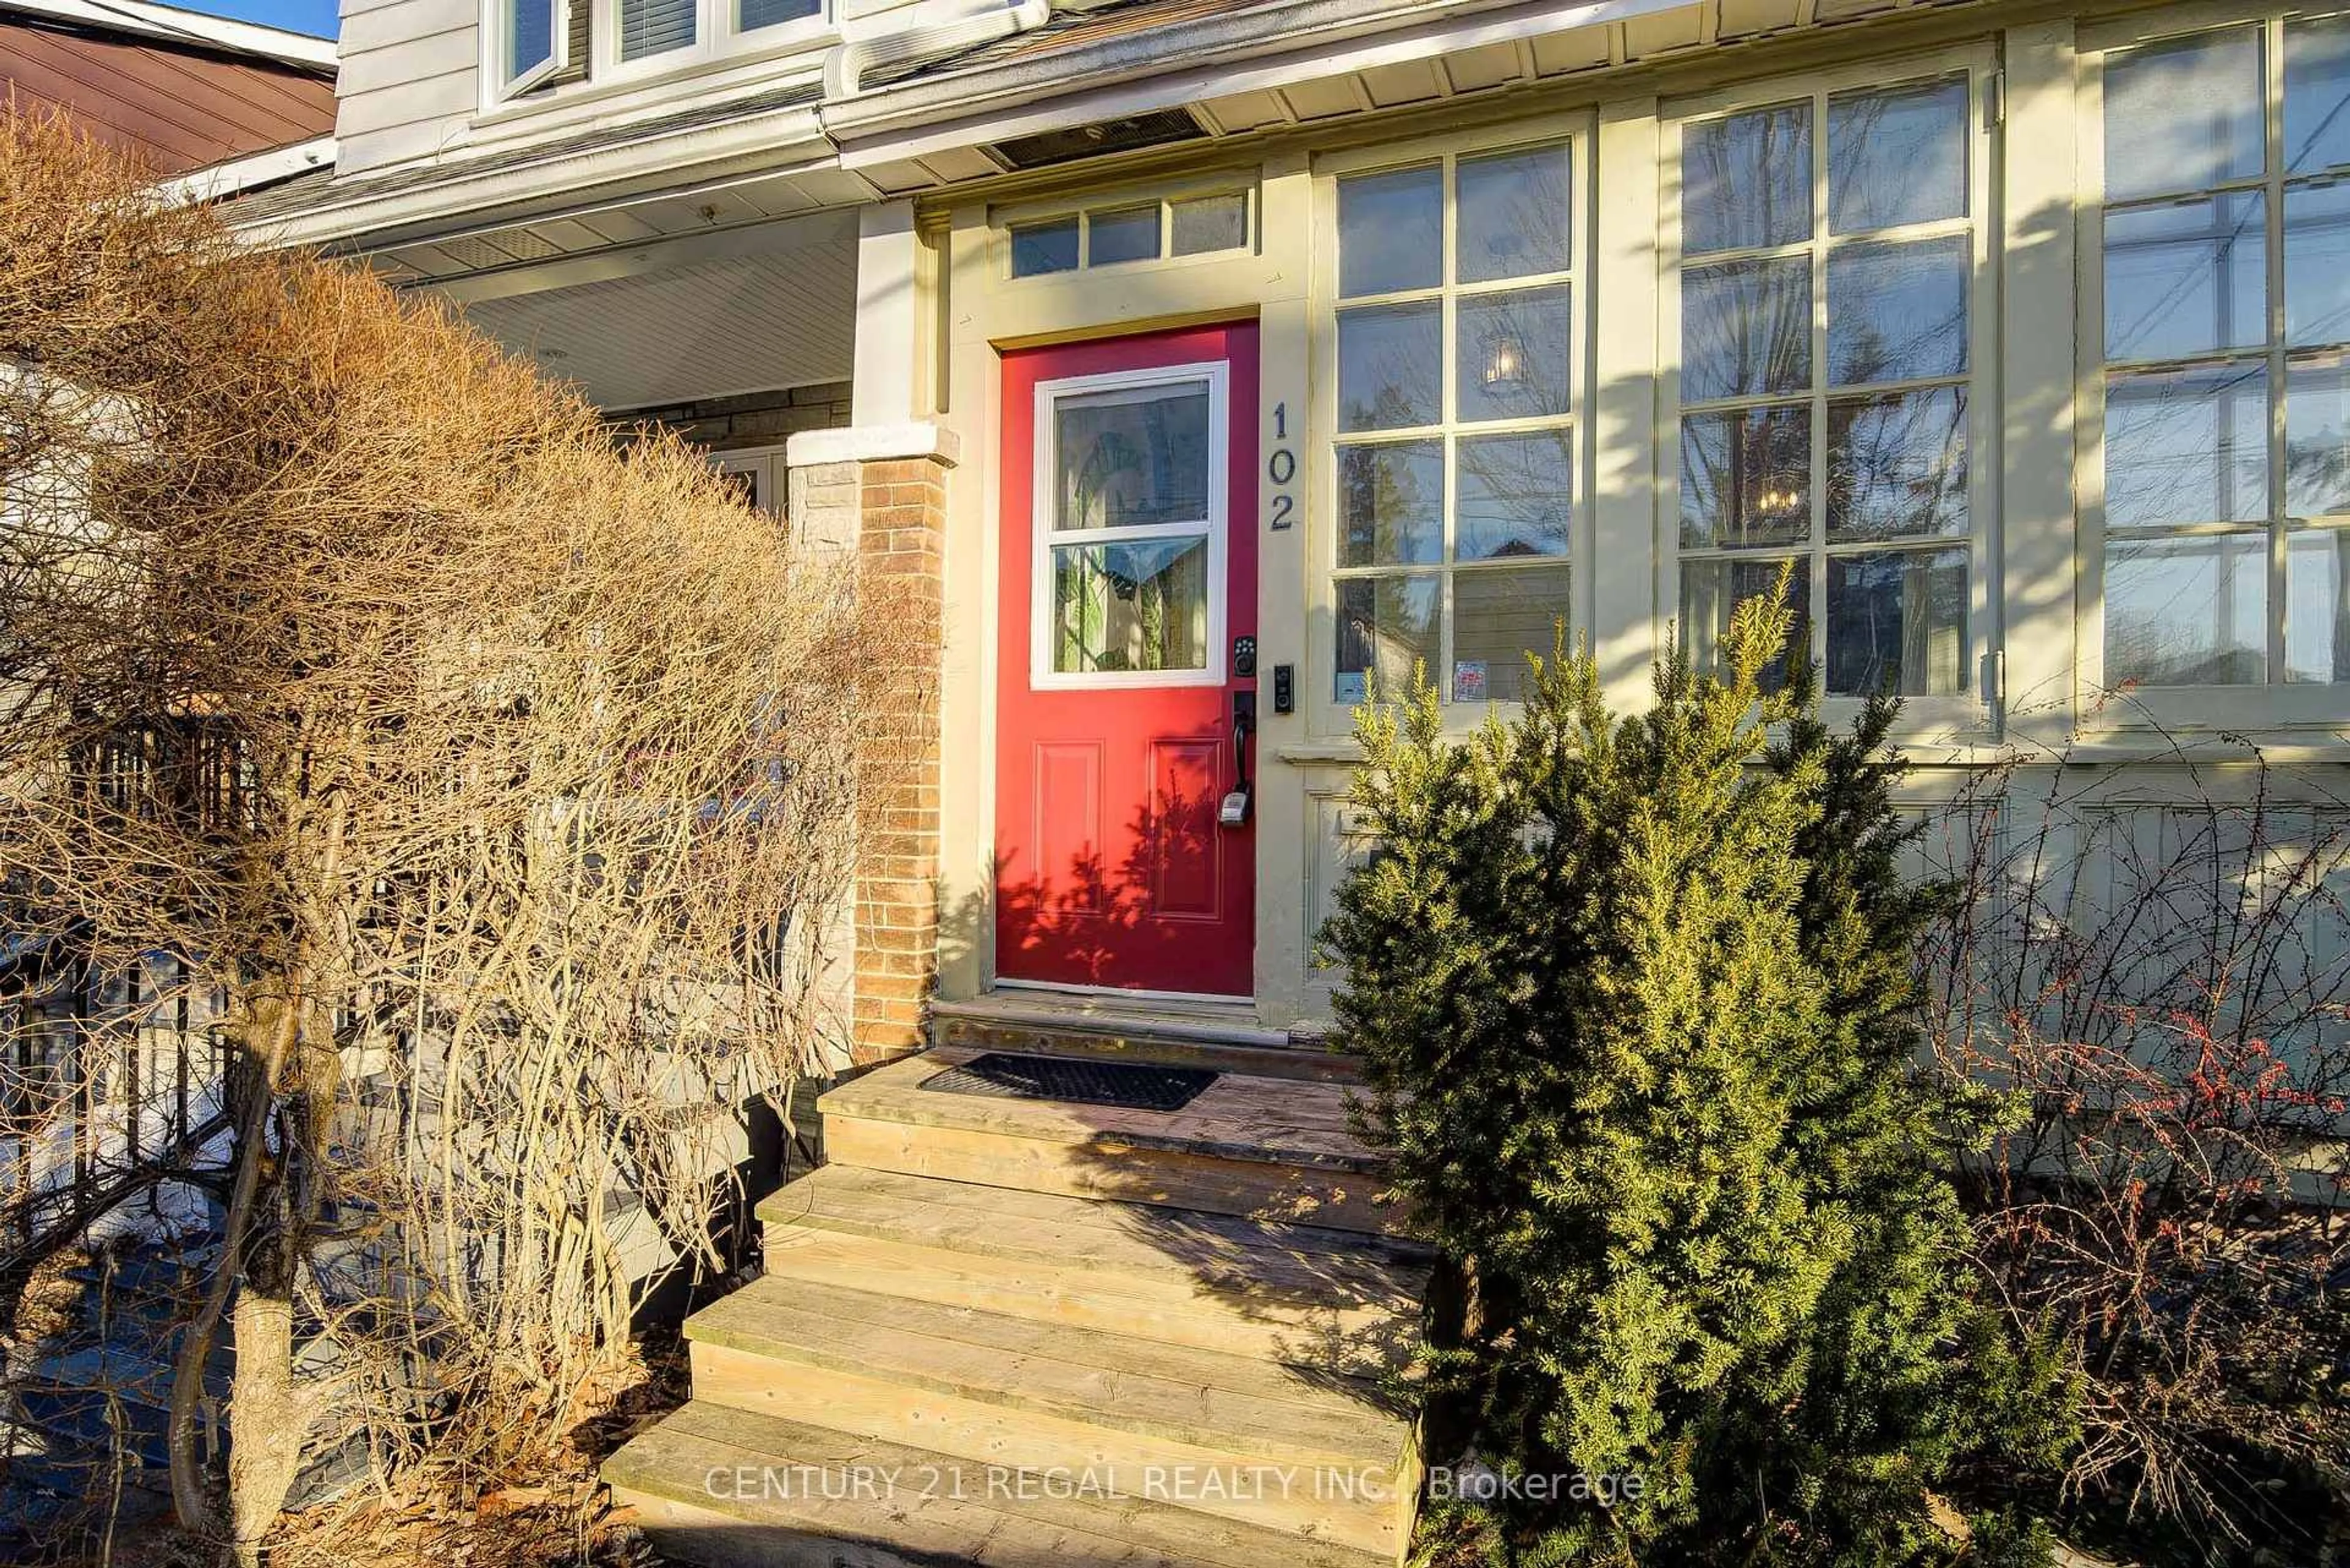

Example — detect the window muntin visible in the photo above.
[1034,373,1228,686]
[1330,141,1578,707]
[2097,17,2350,686]
[1674,75,1977,700]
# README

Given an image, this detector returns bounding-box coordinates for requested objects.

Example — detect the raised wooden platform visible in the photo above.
[605,1031,1430,1567]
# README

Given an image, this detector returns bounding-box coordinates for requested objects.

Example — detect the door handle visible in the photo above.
[1220,692,1255,827]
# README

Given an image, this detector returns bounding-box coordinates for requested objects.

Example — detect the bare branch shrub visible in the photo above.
[0,110,922,1561]
[1924,731,2349,1563]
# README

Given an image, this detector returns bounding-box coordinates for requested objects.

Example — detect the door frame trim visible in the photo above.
[1027,357,1233,693]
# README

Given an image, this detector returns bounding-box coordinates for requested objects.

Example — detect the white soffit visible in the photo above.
[454,230,858,410]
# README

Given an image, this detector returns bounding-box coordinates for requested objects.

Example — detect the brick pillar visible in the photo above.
[786,424,957,1063]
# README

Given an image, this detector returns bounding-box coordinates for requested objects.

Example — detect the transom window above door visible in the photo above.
[1327,140,1580,707]
[2094,14,2350,688]
[1671,72,1985,704]
[1032,367,1229,688]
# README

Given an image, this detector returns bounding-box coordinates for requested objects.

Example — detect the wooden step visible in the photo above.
[932,1000,1359,1083]
[684,1278,1414,1556]
[606,1400,1395,1568]
[758,1165,1428,1370]
[819,1048,1403,1234]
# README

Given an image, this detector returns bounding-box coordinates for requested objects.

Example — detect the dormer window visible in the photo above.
[488,0,825,102]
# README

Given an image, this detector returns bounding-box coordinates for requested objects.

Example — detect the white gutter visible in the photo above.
[822,0,1050,100]
[159,135,334,206]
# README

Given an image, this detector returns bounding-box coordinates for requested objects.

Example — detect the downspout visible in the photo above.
[821,0,1052,102]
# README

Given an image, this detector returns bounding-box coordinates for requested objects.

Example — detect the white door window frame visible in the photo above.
[1028,360,1232,693]
[1658,45,2000,739]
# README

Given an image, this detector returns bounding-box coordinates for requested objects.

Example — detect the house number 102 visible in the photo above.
[1267,401,1297,531]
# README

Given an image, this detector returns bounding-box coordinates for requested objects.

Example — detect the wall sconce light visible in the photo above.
[1482,327,1529,392]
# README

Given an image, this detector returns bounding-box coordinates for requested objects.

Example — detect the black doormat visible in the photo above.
[920,1051,1218,1113]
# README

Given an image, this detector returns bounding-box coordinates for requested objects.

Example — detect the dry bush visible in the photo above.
[1924,742,2350,1565]
[0,110,922,1562]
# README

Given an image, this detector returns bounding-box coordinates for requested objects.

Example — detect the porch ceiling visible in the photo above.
[452,218,857,411]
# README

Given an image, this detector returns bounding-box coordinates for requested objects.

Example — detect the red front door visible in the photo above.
[995,323,1258,996]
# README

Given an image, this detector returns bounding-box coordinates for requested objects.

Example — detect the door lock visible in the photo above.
[1220,691,1256,827]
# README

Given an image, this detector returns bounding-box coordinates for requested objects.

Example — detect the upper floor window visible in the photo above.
[491,0,824,100]
[1327,142,1579,706]
[2095,16,2350,687]
[1671,73,1985,703]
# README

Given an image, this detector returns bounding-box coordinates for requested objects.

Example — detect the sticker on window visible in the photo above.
[1453,660,1488,701]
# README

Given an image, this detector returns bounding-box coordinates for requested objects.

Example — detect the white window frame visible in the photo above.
[1309,121,1596,736]
[2076,2,2350,733]
[483,0,830,103]
[709,446,785,517]
[1658,47,1999,740]
[1028,360,1232,693]
[488,0,568,99]
[594,0,828,88]
[997,182,1261,283]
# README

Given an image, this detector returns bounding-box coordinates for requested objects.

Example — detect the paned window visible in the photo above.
[1330,143,1578,705]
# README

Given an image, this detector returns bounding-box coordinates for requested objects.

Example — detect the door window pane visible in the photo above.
[2285,526,2350,680]
[1337,575,1440,701]
[1338,304,1442,431]
[1012,218,1080,278]
[1457,286,1572,424]
[2287,357,2350,517]
[1457,431,1573,560]
[1825,548,1969,695]
[1682,256,1812,401]
[2105,193,2267,361]
[1458,146,1572,283]
[2105,532,2267,685]
[2103,364,2269,529]
[1171,193,1248,255]
[1338,166,1442,297]
[1826,236,1969,386]
[1680,556,1810,693]
[1829,388,1968,542]
[2285,182,2350,347]
[1338,442,1444,567]
[1054,386,1211,531]
[1680,404,1811,548]
[1827,79,1968,234]
[2104,28,2264,201]
[1051,539,1209,674]
[1682,103,1813,255]
[1089,207,1161,267]
[2285,13,2350,174]
[1453,566,1571,702]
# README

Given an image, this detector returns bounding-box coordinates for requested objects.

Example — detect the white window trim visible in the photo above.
[997,184,1261,283]
[1658,45,2001,741]
[2074,3,2350,734]
[1309,119,1597,737]
[488,0,567,100]
[1029,360,1232,693]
